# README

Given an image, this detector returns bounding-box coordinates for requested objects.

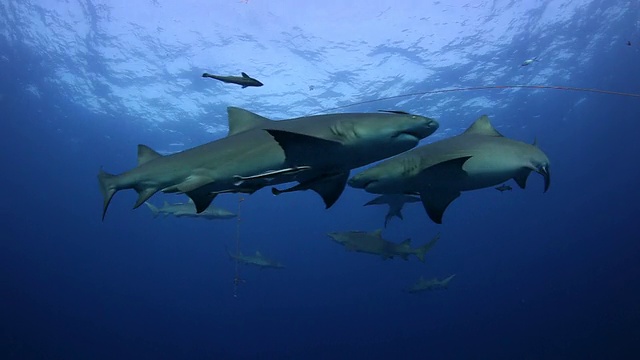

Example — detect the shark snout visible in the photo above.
[403,117,439,140]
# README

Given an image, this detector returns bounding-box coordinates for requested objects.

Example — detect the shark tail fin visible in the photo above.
[416,233,441,262]
[98,169,119,221]
[144,202,160,218]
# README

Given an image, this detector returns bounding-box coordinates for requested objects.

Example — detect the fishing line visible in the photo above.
[232,195,245,298]
[316,85,640,113]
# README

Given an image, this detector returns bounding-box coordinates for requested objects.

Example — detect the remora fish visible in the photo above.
[327,230,440,262]
[144,199,236,220]
[202,72,264,88]
[98,107,438,220]
[348,115,550,224]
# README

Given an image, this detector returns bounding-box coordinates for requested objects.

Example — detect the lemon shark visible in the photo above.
[364,194,421,228]
[202,72,263,88]
[348,115,550,224]
[226,247,284,269]
[327,230,440,262]
[98,107,438,220]
[144,199,236,220]
[406,274,455,293]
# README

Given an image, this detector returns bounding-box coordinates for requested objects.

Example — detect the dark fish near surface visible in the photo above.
[202,72,264,88]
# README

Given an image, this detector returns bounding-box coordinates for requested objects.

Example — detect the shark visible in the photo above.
[226,247,285,269]
[364,194,421,228]
[406,274,456,293]
[98,107,438,220]
[202,72,264,88]
[348,115,550,224]
[327,230,440,262]
[144,199,236,220]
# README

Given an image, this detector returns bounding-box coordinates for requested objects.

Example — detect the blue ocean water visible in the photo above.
[2,1,640,359]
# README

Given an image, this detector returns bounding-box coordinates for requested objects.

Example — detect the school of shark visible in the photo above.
[98,71,551,293]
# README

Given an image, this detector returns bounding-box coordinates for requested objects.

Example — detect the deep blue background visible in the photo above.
[2,27,640,360]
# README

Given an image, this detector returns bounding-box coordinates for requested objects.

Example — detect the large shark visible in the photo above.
[406,274,456,293]
[144,199,236,220]
[364,194,421,228]
[226,247,285,269]
[348,115,550,224]
[202,72,264,88]
[327,230,440,262]
[98,107,438,220]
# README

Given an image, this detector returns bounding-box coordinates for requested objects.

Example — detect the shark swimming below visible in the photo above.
[98,107,438,220]
[144,199,236,220]
[406,274,456,293]
[226,247,285,269]
[364,194,421,228]
[348,115,550,224]
[202,72,263,88]
[327,230,440,262]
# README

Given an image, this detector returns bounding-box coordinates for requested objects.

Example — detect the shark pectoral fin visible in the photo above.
[513,169,532,189]
[241,85,248,89]
[310,172,349,209]
[419,190,461,224]
[396,209,404,220]
[137,145,163,166]
[264,129,343,165]
[186,190,217,213]
[133,187,159,209]
[364,195,387,206]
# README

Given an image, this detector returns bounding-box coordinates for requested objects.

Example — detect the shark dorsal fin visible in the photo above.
[463,115,503,137]
[532,137,538,147]
[378,110,411,115]
[372,229,383,238]
[227,107,272,136]
[137,145,162,166]
[241,72,250,78]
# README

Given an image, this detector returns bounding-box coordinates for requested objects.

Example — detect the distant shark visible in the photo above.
[406,274,455,293]
[348,115,550,224]
[144,199,236,220]
[202,72,264,88]
[98,107,438,220]
[364,194,421,228]
[226,247,285,269]
[327,230,440,262]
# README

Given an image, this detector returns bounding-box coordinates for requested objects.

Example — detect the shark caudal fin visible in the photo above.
[97,169,119,221]
[415,233,441,262]
[144,202,160,218]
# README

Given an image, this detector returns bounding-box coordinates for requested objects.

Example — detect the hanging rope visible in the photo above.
[314,85,640,114]
[232,195,245,298]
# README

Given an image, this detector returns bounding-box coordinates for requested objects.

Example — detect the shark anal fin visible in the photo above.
[133,187,159,209]
[265,129,343,165]
[419,190,461,224]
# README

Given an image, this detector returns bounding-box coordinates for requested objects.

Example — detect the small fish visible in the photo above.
[627,41,632,46]
[521,57,539,66]
[202,72,263,88]
[495,184,513,192]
